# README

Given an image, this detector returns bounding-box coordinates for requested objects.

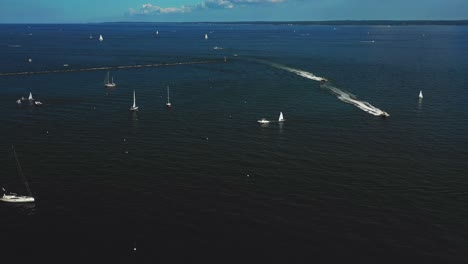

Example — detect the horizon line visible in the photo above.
[1,19,468,25]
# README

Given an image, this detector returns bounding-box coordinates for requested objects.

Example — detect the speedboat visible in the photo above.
[380,112,390,118]
[0,192,35,203]
[257,118,270,124]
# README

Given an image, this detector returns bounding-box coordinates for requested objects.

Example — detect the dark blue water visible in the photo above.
[0,23,467,263]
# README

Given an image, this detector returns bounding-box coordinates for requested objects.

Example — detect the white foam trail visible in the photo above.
[268,62,388,117]
[270,62,327,82]
[324,84,387,116]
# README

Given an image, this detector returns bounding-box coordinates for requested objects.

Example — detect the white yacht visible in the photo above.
[0,146,35,203]
[99,34,104,42]
[104,72,116,88]
[419,90,423,99]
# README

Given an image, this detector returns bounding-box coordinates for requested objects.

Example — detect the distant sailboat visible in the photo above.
[99,34,103,42]
[130,90,138,111]
[89,34,93,39]
[156,30,159,35]
[0,146,35,203]
[166,86,172,108]
[419,90,423,99]
[104,72,116,88]
[278,112,285,122]
[28,92,34,101]
[205,34,208,40]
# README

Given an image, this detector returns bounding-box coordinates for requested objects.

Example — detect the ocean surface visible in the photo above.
[0,23,467,263]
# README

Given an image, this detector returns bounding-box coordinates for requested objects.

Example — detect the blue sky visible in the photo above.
[0,0,467,23]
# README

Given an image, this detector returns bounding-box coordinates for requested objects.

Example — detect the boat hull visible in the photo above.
[0,195,35,203]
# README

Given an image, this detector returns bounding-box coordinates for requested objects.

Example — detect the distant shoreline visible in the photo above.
[2,20,468,26]
[199,20,468,26]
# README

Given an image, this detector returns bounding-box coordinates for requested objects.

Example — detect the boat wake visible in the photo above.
[267,62,388,117]
[322,83,388,116]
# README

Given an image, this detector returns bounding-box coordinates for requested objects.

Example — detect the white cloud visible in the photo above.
[128,3,194,15]
[129,0,285,15]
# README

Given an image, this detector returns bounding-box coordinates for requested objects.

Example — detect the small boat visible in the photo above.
[205,34,208,40]
[104,72,116,88]
[28,58,32,63]
[89,34,93,39]
[213,46,223,50]
[130,90,138,111]
[257,118,270,124]
[34,101,43,106]
[419,90,423,99]
[0,146,35,203]
[99,34,103,42]
[278,112,285,122]
[28,92,34,101]
[166,86,172,108]
[380,112,390,118]
[16,99,21,104]
[156,30,159,35]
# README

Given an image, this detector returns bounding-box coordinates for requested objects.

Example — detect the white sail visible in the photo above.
[419,90,423,99]
[130,90,138,111]
[278,112,284,122]
[28,92,33,101]
[99,34,103,42]
[205,34,208,40]
[156,30,159,35]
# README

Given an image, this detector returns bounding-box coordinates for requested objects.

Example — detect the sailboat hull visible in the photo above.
[0,195,35,203]
[130,107,139,111]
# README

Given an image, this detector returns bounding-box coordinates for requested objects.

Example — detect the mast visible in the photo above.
[133,90,136,108]
[12,146,32,196]
[167,86,170,104]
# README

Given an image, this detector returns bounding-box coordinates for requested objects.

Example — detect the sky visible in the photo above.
[0,0,467,23]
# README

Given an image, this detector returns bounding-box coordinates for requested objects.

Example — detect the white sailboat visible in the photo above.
[104,72,116,88]
[278,112,285,122]
[166,86,172,108]
[28,92,34,101]
[99,34,103,42]
[130,90,138,111]
[0,146,35,203]
[156,30,159,35]
[419,90,423,99]
[89,34,93,39]
[205,33,208,40]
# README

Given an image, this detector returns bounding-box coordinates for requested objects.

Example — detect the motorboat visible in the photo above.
[257,118,270,124]
[380,112,390,118]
